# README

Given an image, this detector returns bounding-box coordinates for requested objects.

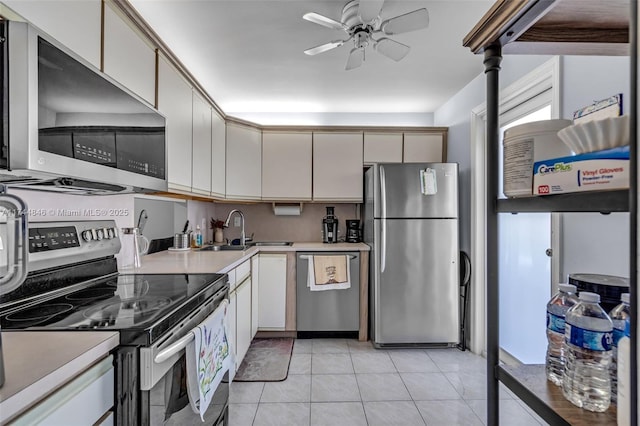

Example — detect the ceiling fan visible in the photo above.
[303,0,429,70]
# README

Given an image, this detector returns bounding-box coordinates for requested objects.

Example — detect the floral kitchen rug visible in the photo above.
[233,338,294,382]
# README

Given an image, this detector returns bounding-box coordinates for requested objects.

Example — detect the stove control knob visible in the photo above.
[95,228,105,240]
[82,230,94,242]
[105,228,113,239]
[110,228,118,239]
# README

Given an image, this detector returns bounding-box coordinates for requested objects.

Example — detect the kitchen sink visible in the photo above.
[247,241,293,247]
[198,245,248,251]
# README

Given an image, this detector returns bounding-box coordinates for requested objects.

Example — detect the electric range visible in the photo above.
[0,220,230,425]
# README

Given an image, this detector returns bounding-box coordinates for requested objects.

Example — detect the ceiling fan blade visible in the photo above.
[303,12,345,31]
[358,0,385,24]
[381,8,429,35]
[304,40,345,56]
[374,38,410,62]
[345,48,365,70]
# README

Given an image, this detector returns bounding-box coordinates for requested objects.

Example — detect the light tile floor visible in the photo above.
[229,338,549,426]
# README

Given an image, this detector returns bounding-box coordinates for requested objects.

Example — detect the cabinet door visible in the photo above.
[403,132,445,163]
[251,255,259,338]
[313,132,363,202]
[226,123,261,200]
[364,132,403,164]
[236,277,252,364]
[258,254,287,329]
[192,92,212,195]
[262,131,312,200]
[3,0,101,68]
[103,3,155,105]
[228,291,237,377]
[211,110,226,198]
[158,55,193,191]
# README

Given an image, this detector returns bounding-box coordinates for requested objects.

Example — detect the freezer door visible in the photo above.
[376,163,458,219]
[373,218,459,345]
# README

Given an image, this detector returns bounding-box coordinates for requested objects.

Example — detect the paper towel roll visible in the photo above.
[273,204,302,216]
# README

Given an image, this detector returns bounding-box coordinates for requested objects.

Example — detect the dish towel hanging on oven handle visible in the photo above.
[186,298,235,421]
[308,255,351,291]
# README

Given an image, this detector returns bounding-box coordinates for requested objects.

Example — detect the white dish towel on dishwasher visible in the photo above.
[186,298,235,421]
[308,255,351,291]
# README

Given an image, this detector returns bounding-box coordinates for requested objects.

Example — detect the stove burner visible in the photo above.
[65,287,115,301]
[5,303,74,325]
[83,296,172,321]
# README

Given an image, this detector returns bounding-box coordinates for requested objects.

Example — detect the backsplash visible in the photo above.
[212,203,361,243]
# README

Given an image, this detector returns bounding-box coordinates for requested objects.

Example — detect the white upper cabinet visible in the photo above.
[103,3,155,105]
[157,55,193,191]
[403,132,445,163]
[262,131,312,201]
[313,132,363,202]
[211,110,226,198]
[3,0,101,68]
[364,132,403,164]
[191,92,212,195]
[226,123,261,200]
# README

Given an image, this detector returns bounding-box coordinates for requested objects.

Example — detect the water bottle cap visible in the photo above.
[578,291,600,303]
[558,283,577,293]
[621,293,630,304]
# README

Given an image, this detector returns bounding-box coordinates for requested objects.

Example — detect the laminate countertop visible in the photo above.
[122,242,370,275]
[0,331,119,424]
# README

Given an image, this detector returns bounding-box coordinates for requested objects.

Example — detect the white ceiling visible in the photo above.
[130,0,492,125]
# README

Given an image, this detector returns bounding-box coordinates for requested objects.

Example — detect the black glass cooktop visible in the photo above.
[0,273,228,345]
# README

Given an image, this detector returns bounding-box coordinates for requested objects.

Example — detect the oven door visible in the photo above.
[139,287,229,426]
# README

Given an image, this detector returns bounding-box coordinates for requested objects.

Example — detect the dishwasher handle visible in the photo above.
[299,254,358,260]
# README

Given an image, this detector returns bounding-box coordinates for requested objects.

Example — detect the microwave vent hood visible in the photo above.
[1,20,168,194]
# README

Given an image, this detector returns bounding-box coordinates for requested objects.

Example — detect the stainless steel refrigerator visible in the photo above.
[364,163,459,347]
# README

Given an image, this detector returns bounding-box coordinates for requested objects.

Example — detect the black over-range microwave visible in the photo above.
[0,20,167,194]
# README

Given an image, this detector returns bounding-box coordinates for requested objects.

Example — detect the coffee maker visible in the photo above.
[322,206,339,243]
[346,219,362,243]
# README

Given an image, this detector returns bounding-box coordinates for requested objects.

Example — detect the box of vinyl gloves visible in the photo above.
[533,146,629,195]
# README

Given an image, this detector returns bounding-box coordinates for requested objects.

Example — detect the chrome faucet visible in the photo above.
[224,209,246,246]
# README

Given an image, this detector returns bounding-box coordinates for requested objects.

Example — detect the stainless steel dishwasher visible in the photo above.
[296,252,360,338]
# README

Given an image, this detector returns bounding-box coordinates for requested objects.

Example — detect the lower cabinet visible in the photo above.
[251,255,259,337]
[235,275,252,364]
[228,289,237,379]
[13,356,114,426]
[257,254,287,330]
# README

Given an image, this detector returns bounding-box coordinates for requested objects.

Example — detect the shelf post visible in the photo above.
[631,0,638,424]
[484,43,502,426]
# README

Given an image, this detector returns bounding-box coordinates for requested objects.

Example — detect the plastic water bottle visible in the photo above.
[617,316,632,425]
[562,291,613,412]
[546,283,578,386]
[609,293,630,404]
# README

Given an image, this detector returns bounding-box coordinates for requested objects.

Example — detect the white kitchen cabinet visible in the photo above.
[262,131,312,200]
[192,92,212,195]
[258,254,287,330]
[313,132,363,202]
[12,356,114,426]
[227,290,237,378]
[158,55,193,192]
[226,123,262,200]
[364,132,403,164]
[211,110,226,198]
[2,0,101,68]
[103,3,155,105]
[251,255,259,338]
[403,132,445,163]
[235,275,252,364]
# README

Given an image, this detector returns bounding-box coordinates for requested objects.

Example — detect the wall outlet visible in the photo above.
[234,216,241,227]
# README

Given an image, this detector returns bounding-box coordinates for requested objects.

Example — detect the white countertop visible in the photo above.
[123,242,370,275]
[0,331,119,424]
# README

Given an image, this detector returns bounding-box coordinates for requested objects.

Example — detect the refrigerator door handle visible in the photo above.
[380,165,387,273]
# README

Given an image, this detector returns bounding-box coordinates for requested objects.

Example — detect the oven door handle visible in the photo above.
[154,298,229,364]
[154,332,195,364]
